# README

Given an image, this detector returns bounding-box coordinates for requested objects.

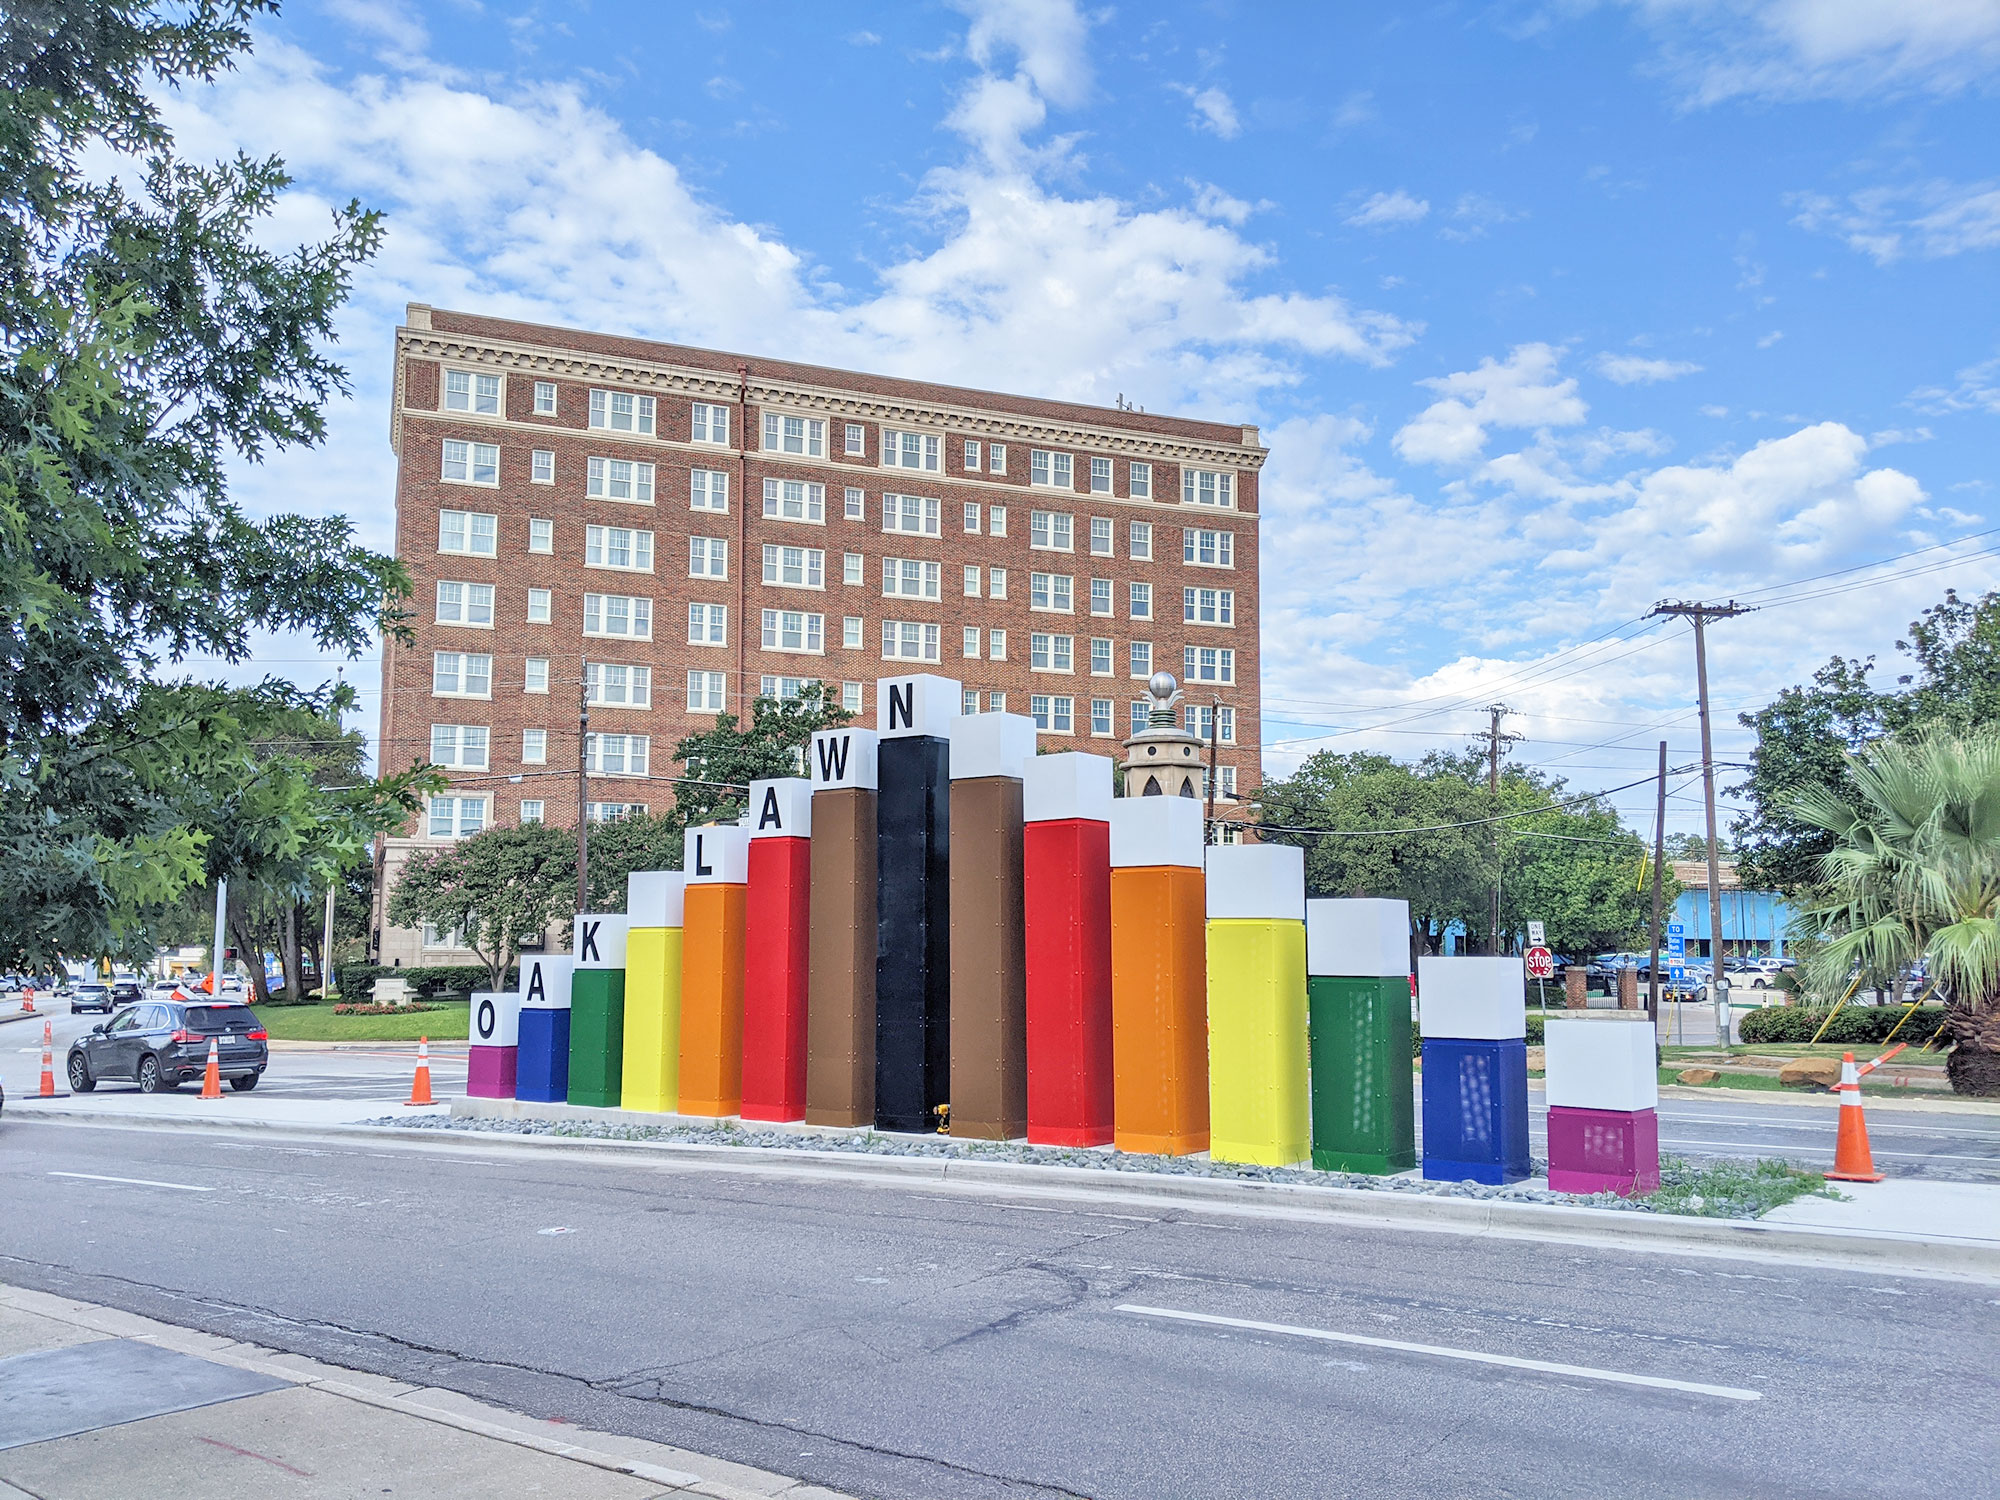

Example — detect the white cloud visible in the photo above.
[1911,356,2000,415]
[1792,179,2000,263]
[1393,344,1587,467]
[1439,192,1524,241]
[1174,84,1243,139]
[1596,353,1703,385]
[323,0,427,57]
[1345,189,1430,230]
[956,0,1093,108]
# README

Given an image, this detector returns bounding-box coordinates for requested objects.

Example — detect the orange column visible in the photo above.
[678,824,750,1117]
[1108,798,1209,1156]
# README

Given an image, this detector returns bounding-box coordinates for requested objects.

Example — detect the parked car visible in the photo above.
[69,983,114,1015]
[66,1000,269,1095]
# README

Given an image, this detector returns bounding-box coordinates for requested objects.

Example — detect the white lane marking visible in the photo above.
[48,1171,214,1193]
[1114,1304,1762,1403]
[537,1226,574,1235]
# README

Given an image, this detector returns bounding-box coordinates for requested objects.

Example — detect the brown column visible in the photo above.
[1617,966,1639,1010]
[806,785,877,1126]
[1564,966,1588,1010]
[949,775,1028,1139]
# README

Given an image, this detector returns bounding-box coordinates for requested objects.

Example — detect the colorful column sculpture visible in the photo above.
[806,725,879,1127]
[743,777,813,1122]
[875,673,960,1133]
[467,986,521,1099]
[1205,844,1309,1167]
[948,711,1034,1140]
[1545,1015,1661,1196]
[679,823,750,1117]
[568,913,628,1108]
[1108,797,1209,1156]
[1305,898,1416,1174]
[515,953,575,1104]
[1417,956,1530,1184]
[622,870,685,1113]
[1022,751,1115,1147]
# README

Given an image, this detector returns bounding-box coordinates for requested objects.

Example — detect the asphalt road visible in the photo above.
[1,1117,1994,1500]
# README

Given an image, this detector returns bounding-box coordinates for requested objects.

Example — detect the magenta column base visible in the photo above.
[467,1044,518,1099]
[1547,1105,1660,1196]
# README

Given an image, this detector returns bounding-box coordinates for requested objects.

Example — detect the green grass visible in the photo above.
[1641,1154,1838,1218]
[252,1001,469,1042]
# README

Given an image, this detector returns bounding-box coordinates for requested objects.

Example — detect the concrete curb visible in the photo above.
[14,1100,1999,1282]
[1654,1084,2000,1115]
[265,1039,470,1053]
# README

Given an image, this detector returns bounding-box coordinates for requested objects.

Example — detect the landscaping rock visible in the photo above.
[1677,1067,1721,1085]
[1778,1056,1843,1090]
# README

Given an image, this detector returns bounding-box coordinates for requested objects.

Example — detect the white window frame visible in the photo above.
[763,477,827,525]
[582,592,654,640]
[426,794,489,840]
[762,544,826,589]
[1090,517,1114,556]
[762,411,827,458]
[688,601,728,647]
[689,536,728,579]
[585,731,652,776]
[441,440,499,487]
[1183,528,1236,569]
[444,369,501,416]
[520,798,546,823]
[882,428,941,472]
[1181,467,1236,508]
[1031,450,1074,489]
[524,657,549,694]
[1130,641,1153,679]
[989,629,1007,661]
[989,505,1008,537]
[691,401,730,446]
[844,423,866,456]
[1090,637,1114,676]
[434,580,494,629]
[882,557,941,601]
[963,502,981,534]
[1090,698,1115,736]
[964,439,982,471]
[1029,510,1073,552]
[428,723,490,771]
[533,380,557,416]
[588,388,656,436]
[962,626,981,659]
[687,671,727,713]
[1089,457,1112,494]
[528,517,553,554]
[881,620,942,663]
[691,469,729,513]
[523,728,548,765]
[584,524,655,573]
[1130,581,1153,620]
[431,650,493,700]
[1130,462,1152,500]
[526,588,552,624]
[1182,586,1236,627]
[843,616,864,649]
[586,456,655,506]
[963,565,982,598]
[882,493,941,536]
[587,662,654,709]
[531,449,554,484]
[1129,520,1153,560]
[761,608,826,655]
[1090,578,1113,616]
[843,552,864,586]
[989,567,1008,600]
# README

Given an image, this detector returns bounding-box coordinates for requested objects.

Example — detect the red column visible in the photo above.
[742,778,812,1121]
[1023,753,1116,1147]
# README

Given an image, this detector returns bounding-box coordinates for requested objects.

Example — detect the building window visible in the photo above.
[1181,645,1236,684]
[526,588,552,624]
[883,429,940,471]
[964,502,981,533]
[963,626,980,659]
[1030,694,1050,730]
[528,517,553,554]
[441,440,499,486]
[586,456,655,505]
[1029,572,1073,612]
[531,449,554,484]
[987,691,1005,712]
[523,729,547,765]
[1129,520,1153,560]
[763,545,826,589]
[1090,457,1112,494]
[963,565,981,597]
[1031,696,1075,733]
[1131,700,1149,736]
[843,552,864,585]
[1130,462,1152,500]
[1090,698,1114,736]
[444,369,501,415]
[989,628,1007,661]
[882,620,941,662]
[845,486,865,519]
[1183,528,1235,568]
[1029,511,1073,551]
[583,593,653,639]
[1182,468,1235,507]
[585,732,651,775]
[1090,578,1113,616]
[1030,633,1073,672]
[842,681,863,712]
[435,581,494,627]
[763,477,826,523]
[989,443,1007,474]
[1183,587,1235,626]
[587,662,653,708]
[585,524,654,572]
[964,440,982,471]
[1130,641,1152,678]
[845,423,865,456]
[763,412,826,457]
[1220,763,1237,794]
[429,723,489,771]
[1090,637,1113,675]
[520,798,545,823]
[963,688,980,715]
[989,505,1007,537]
[524,657,549,694]
[689,536,727,579]
[427,795,487,839]
[589,389,656,435]
[688,671,726,712]
[759,675,814,702]
[843,615,863,649]
[883,493,940,535]
[883,557,941,600]
[687,602,728,647]
[691,469,729,512]
[691,402,729,445]
[432,651,492,698]
[989,567,1008,600]
[1031,450,1073,489]
[761,609,825,654]
[1130,582,1153,620]
[1090,517,1114,555]
[533,380,557,415]
[587,801,648,823]
[1182,704,1236,743]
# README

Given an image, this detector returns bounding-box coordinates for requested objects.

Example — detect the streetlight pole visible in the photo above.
[577,660,590,916]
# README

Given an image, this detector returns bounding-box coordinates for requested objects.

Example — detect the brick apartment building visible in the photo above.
[372,304,1266,967]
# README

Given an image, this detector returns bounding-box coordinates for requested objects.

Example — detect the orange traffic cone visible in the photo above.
[21,987,35,1015]
[39,1019,55,1097]
[200,1036,222,1100]
[405,1036,435,1106]
[1826,1051,1883,1182]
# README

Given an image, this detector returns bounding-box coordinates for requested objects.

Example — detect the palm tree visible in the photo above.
[1791,728,2000,1096]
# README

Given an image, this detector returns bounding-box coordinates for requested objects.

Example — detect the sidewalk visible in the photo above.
[0,1283,852,1500]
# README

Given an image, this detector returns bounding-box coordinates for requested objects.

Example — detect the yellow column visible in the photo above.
[1205,845,1309,1166]
[621,870,685,1113]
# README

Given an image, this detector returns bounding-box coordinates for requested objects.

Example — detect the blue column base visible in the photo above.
[1421,1037,1530,1184]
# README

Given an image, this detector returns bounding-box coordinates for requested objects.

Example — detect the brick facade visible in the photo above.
[373,304,1265,967]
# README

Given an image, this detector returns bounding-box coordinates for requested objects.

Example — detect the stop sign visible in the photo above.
[1525,946,1555,980]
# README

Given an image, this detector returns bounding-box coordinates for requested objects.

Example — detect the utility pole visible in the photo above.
[1474,705,1523,955]
[1649,599,1754,1047]
[1647,740,1667,1028]
[576,660,591,916]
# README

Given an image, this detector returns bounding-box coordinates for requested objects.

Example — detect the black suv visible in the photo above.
[66,1000,269,1094]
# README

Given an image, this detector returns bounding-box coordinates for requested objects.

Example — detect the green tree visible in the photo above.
[1791,728,2000,1095]
[1,1,408,970]
[387,822,577,994]
[668,685,851,828]
[580,810,684,912]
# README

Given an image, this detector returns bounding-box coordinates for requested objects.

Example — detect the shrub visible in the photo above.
[333,1001,443,1016]
[401,964,518,998]
[1738,1003,1947,1046]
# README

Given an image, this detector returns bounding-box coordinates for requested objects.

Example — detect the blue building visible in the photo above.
[1670,861,1795,960]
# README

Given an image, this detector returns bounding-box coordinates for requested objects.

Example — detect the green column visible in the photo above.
[1308,975,1415,1173]
[568,967,626,1108]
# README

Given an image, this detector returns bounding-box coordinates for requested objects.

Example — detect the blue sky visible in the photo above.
[164,0,2000,834]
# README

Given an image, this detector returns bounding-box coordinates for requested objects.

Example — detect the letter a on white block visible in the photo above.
[876,673,960,740]
[519,955,575,1011]
[748,777,813,839]
[809,727,878,792]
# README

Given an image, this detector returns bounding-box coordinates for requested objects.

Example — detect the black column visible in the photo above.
[876,733,950,1132]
